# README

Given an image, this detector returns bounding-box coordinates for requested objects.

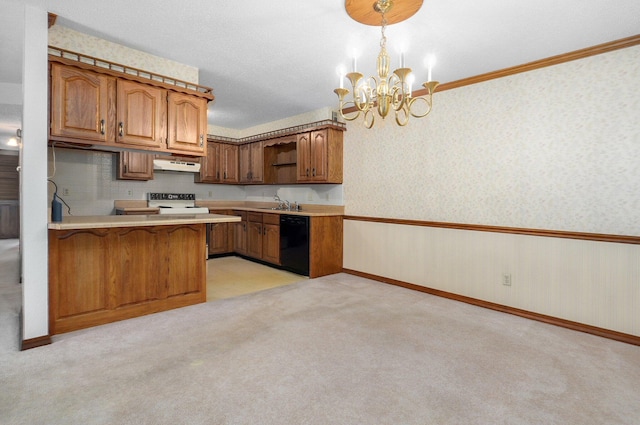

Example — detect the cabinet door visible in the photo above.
[50,63,116,143]
[247,220,263,259]
[117,151,154,180]
[167,92,207,155]
[238,144,251,183]
[197,141,221,183]
[222,144,239,183]
[117,79,166,148]
[296,132,311,181]
[249,141,264,183]
[208,222,229,255]
[309,130,328,181]
[262,223,280,264]
[233,221,247,255]
[239,142,264,183]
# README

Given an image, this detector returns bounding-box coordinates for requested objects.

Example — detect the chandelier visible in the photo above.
[334,0,439,128]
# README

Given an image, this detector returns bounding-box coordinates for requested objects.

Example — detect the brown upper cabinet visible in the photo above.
[116,79,166,149]
[50,63,116,144]
[296,128,343,183]
[196,141,222,183]
[221,144,239,183]
[49,61,210,157]
[239,141,264,184]
[117,151,154,181]
[167,92,208,154]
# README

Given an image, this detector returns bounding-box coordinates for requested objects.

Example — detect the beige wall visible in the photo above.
[343,45,640,336]
[48,25,199,84]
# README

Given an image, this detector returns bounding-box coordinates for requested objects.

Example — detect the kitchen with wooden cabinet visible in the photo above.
[44,47,347,339]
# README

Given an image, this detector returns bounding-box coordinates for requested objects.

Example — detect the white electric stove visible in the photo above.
[147,193,210,215]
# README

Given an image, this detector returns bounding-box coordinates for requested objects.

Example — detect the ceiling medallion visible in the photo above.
[335,0,439,128]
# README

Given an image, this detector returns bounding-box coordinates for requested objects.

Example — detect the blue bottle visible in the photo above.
[51,194,62,222]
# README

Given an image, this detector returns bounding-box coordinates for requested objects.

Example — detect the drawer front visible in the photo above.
[262,213,280,225]
[247,212,263,223]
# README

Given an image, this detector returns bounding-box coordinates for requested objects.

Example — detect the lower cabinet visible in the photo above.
[232,210,247,256]
[48,224,206,334]
[206,209,342,278]
[262,215,280,265]
[208,222,230,255]
[246,213,280,265]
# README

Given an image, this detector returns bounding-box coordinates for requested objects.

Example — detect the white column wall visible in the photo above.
[21,5,49,340]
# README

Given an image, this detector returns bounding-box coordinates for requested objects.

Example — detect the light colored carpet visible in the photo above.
[1,241,639,424]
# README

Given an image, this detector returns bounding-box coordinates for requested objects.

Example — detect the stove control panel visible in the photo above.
[147,193,196,201]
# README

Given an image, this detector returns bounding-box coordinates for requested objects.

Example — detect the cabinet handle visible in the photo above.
[312,168,316,177]
[224,171,227,179]
[263,227,266,235]
[118,122,124,137]
[100,119,105,135]
[200,134,204,147]
[216,171,220,179]
[306,168,310,177]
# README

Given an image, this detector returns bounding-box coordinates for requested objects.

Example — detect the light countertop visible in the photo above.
[48,213,240,230]
[114,200,345,217]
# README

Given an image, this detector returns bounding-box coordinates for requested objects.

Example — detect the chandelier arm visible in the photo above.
[406,96,434,119]
[364,109,375,129]
[395,104,410,126]
[337,103,363,121]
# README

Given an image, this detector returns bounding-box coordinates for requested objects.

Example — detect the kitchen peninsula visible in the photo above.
[48,213,240,334]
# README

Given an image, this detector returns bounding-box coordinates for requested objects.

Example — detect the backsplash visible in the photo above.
[47,147,343,216]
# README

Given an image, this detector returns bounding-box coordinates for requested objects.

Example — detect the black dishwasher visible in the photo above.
[280,215,310,276]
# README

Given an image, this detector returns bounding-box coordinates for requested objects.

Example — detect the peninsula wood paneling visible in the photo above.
[49,224,207,334]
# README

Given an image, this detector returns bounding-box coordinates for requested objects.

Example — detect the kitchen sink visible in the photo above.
[256,207,303,212]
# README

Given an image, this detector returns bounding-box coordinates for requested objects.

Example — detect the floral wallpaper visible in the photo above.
[48,25,199,84]
[343,45,640,236]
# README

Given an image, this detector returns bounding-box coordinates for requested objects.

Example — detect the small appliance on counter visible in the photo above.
[147,193,210,215]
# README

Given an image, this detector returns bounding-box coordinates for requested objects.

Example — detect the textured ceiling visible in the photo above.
[1,0,640,137]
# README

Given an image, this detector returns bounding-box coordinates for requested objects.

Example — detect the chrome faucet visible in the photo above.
[284,200,291,210]
[274,194,283,209]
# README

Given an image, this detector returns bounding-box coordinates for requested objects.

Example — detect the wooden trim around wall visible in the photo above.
[343,268,640,347]
[416,34,640,97]
[344,215,640,245]
[19,308,52,350]
[21,335,52,351]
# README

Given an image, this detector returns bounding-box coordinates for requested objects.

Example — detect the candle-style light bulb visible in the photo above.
[425,54,437,81]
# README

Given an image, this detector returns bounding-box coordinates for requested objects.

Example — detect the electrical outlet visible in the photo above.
[62,188,69,196]
[127,190,133,197]
[208,191,213,197]
[307,193,313,201]
[502,273,512,286]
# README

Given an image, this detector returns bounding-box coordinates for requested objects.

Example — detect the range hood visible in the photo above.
[153,159,201,173]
